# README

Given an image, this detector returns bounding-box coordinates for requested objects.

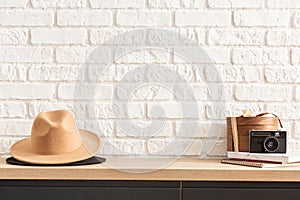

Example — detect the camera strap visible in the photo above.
[255,112,283,129]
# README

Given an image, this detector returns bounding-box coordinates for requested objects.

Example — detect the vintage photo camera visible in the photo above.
[249,130,286,153]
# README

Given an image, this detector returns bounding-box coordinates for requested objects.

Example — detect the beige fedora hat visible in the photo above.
[10,110,100,164]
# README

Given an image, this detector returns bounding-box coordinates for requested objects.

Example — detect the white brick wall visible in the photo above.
[55,47,86,63]
[31,0,87,8]
[31,28,87,44]
[208,29,264,46]
[149,0,205,9]
[175,11,231,27]
[232,48,288,65]
[268,0,300,9]
[0,0,299,157]
[208,0,263,8]
[28,65,81,81]
[0,47,52,63]
[90,0,145,9]
[0,83,54,99]
[0,0,28,8]
[57,10,112,26]
[0,10,53,26]
[116,11,172,26]
[234,11,289,27]
[0,29,28,44]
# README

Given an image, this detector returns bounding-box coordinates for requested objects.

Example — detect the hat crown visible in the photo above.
[30,110,82,155]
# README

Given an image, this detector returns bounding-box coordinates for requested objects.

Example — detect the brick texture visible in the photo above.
[175,11,231,27]
[0,1,298,157]
[90,0,145,8]
[0,0,28,8]
[116,11,171,26]
[208,0,263,8]
[57,10,112,26]
[208,29,263,46]
[32,0,86,8]
[234,11,289,27]
[0,47,52,63]
[149,0,205,8]
[0,83,54,99]
[0,29,28,44]
[0,10,53,26]
[232,48,288,65]
[31,28,86,44]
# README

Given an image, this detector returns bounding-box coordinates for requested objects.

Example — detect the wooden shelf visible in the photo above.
[1,157,300,182]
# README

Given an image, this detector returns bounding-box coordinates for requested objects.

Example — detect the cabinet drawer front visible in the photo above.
[0,180,180,200]
[183,182,300,200]
[184,188,300,200]
[1,187,180,200]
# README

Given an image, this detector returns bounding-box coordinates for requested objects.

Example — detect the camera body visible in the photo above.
[249,130,286,153]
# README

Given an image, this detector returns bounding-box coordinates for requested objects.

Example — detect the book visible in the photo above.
[227,151,300,163]
[221,158,300,168]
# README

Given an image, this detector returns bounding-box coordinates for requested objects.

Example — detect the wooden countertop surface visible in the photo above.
[1,157,300,182]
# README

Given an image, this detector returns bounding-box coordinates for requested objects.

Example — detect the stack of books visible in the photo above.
[222,152,300,168]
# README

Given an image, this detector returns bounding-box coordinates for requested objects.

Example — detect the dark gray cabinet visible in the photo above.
[0,181,180,200]
[183,182,300,200]
[1,180,300,200]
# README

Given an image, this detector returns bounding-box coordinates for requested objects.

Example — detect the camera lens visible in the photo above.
[263,136,280,153]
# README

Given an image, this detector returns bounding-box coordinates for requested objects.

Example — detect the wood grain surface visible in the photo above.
[2,157,300,182]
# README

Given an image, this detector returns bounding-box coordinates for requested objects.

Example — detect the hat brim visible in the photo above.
[10,130,100,164]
